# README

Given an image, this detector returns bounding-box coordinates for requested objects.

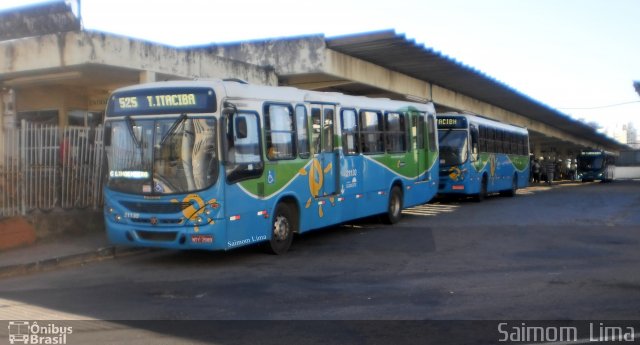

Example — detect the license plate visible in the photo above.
[191,234,213,244]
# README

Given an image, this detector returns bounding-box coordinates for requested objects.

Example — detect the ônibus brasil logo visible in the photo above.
[7,321,72,345]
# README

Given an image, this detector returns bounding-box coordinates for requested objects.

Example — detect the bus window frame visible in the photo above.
[384,111,407,154]
[224,110,264,184]
[295,104,310,159]
[263,102,297,161]
[359,109,385,155]
[426,113,437,152]
[469,123,479,161]
[341,108,359,156]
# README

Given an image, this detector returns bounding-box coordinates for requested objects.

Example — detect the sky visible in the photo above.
[2,0,640,140]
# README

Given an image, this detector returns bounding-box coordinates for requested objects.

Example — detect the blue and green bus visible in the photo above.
[103,80,439,254]
[577,149,616,182]
[437,113,529,200]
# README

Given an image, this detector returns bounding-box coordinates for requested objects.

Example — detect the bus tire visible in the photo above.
[266,203,295,255]
[382,186,403,224]
[475,176,488,202]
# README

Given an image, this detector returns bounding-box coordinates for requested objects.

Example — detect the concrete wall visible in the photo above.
[615,167,640,180]
[0,30,279,127]
[1,30,278,86]
[13,85,97,126]
[0,1,80,41]
[202,36,327,76]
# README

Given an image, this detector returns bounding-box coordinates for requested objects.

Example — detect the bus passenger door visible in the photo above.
[311,105,338,196]
[413,112,428,181]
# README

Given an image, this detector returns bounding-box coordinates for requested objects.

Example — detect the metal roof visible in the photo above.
[326,30,627,150]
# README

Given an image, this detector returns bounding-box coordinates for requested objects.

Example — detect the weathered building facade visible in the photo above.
[0,1,628,218]
[0,2,276,156]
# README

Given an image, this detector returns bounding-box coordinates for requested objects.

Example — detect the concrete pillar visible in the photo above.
[532,145,543,160]
[139,70,156,84]
[2,89,16,130]
[1,89,17,160]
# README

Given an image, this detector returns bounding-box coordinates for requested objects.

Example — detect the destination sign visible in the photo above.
[107,87,216,116]
[437,116,467,128]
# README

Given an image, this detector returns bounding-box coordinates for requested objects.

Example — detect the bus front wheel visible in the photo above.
[382,186,403,224]
[266,203,295,255]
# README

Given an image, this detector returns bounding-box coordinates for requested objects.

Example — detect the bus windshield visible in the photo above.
[578,155,603,171]
[438,129,468,166]
[105,116,218,194]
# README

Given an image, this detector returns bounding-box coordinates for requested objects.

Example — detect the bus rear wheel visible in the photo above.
[382,186,403,224]
[266,203,295,255]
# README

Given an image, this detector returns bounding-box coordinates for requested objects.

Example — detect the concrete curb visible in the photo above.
[0,246,150,280]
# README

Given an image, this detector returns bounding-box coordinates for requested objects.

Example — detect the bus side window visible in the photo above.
[323,108,334,153]
[341,109,359,155]
[311,108,321,154]
[470,125,479,161]
[295,105,310,158]
[414,113,425,150]
[225,112,263,184]
[264,104,295,160]
[385,112,406,153]
[426,114,437,152]
[360,110,384,154]
[479,125,487,152]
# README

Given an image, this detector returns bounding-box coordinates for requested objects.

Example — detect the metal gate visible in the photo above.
[0,121,105,218]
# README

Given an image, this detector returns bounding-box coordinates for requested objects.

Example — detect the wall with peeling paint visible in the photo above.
[0,31,277,85]
[203,36,327,76]
[0,1,80,41]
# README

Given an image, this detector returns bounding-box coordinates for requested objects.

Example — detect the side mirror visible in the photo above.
[103,122,112,146]
[222,101,237,116]
[235,116,248,139]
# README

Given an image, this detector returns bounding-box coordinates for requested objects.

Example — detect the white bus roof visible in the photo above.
[112,79,435,113]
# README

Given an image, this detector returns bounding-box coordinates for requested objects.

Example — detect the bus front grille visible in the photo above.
[136,230,178,242]
[130,218,183,225]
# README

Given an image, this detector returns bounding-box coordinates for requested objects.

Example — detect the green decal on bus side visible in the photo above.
[472,153,528,173]
[508,155,529,172]
[473,153,491,172]
[239,161,308,198]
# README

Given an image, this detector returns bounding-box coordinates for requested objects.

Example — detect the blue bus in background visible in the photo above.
[437,113,529,201]
[102,80,440,254]
[577,149,616,182]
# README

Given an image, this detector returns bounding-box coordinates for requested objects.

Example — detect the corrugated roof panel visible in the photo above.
[327,30,624,149]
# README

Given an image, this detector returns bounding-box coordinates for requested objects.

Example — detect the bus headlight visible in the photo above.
[105,204,123,222]
[186,215,205,226]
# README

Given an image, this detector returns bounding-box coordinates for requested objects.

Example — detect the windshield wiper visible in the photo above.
[159,113,188,147]
[125,116,141,148]
[438,129,454,142]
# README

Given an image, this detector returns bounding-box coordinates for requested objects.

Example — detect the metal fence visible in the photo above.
[0,121,104,218]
